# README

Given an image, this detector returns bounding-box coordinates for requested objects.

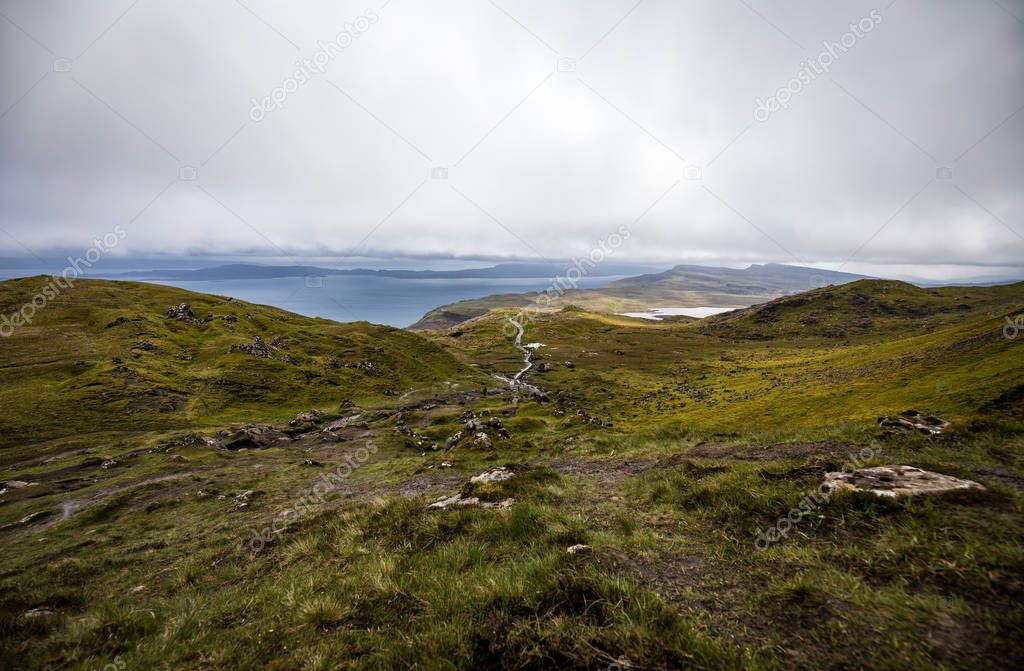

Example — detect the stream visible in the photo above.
[496,317,543,396]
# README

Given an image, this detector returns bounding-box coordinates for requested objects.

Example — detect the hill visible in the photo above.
[0,276,480,460]
[411,263,867,329]
[703,279,1024,340]
[426,279,1024,430]
[1,277,1022,670]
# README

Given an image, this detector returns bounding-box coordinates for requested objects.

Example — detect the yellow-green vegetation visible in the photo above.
[1,277,1022,669]
[0,276,481,463]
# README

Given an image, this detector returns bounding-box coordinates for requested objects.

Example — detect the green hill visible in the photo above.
[0,276,480,460]
[2,276,1022,670]
[427,280,1024,431]
[703,279,1024,340]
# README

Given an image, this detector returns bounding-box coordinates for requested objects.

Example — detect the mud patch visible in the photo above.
[688,441,857,461]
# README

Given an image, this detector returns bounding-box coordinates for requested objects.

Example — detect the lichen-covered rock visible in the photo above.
[470,468,513,483]
[427,494,514,510]
[823,465,984,497]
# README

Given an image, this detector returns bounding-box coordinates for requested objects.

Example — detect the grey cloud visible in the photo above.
[0,0,1022,280]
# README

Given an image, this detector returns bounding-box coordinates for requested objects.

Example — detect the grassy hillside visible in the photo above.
[427,281,1024,431]
[0,277,482,462]
[1,277,1022,670]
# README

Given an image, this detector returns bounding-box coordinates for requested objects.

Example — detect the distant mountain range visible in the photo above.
[101,262,653,282]
[411,263,870,329]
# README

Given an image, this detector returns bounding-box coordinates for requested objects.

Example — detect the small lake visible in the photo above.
[619,307,737,320]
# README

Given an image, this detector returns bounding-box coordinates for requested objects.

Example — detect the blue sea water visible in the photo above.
[145,275,625,327]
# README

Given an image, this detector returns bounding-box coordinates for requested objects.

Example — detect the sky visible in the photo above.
[1,0,1023,282]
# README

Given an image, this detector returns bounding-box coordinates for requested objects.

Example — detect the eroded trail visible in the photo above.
[495,317,544,397]
[509,317,533,384]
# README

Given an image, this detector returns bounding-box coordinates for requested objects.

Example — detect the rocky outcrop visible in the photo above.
[323,414,363,432]
[230,336,276,359]
[217,424,290,450]
[470,468,514,483]
[445,431,463,450]
[488,417,511,440]
[426,494,514,510]
[878,411,949,435]
[166,304,196,322]
[824,465,984,497]
[289,410,322,427]
[426,468,517,510]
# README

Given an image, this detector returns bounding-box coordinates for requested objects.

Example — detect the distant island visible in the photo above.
[100,262,653,282]
[411,262,869,329]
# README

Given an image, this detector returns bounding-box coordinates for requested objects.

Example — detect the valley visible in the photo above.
[0,275,1022,669]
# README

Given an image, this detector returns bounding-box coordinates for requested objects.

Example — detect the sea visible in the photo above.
[0,262,625,327]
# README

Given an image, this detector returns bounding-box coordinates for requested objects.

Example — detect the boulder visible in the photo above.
[323,414,362,432]
[290,410,322,426]
[878,411,949,435]
[230,336,276,359]
[823,465,984,497]
[473,432,493,449]
[470,468,514,483]
[427,494,515,510]
[445,431,463,450]
[566,544,592,555]
[166,303,196,322]
[218,424,289,450]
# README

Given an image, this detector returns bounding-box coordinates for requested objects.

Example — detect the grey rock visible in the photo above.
[230,336,276,359]
[470,468,513,483]
[878,411,950,435]
[824,465,984,497]
[166,303,196,321]
[445,431,462,450]
[427,494,515,510]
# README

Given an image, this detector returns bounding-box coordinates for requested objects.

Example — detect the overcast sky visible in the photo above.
[1,0,1022,280]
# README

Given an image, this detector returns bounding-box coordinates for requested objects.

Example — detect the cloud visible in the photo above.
[0,0,1022,276]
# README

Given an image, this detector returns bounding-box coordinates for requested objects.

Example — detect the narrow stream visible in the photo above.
[509,317,532,384]
[497,317,542,396]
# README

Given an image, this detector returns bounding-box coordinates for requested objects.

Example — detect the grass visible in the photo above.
[1,277,1023,669]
